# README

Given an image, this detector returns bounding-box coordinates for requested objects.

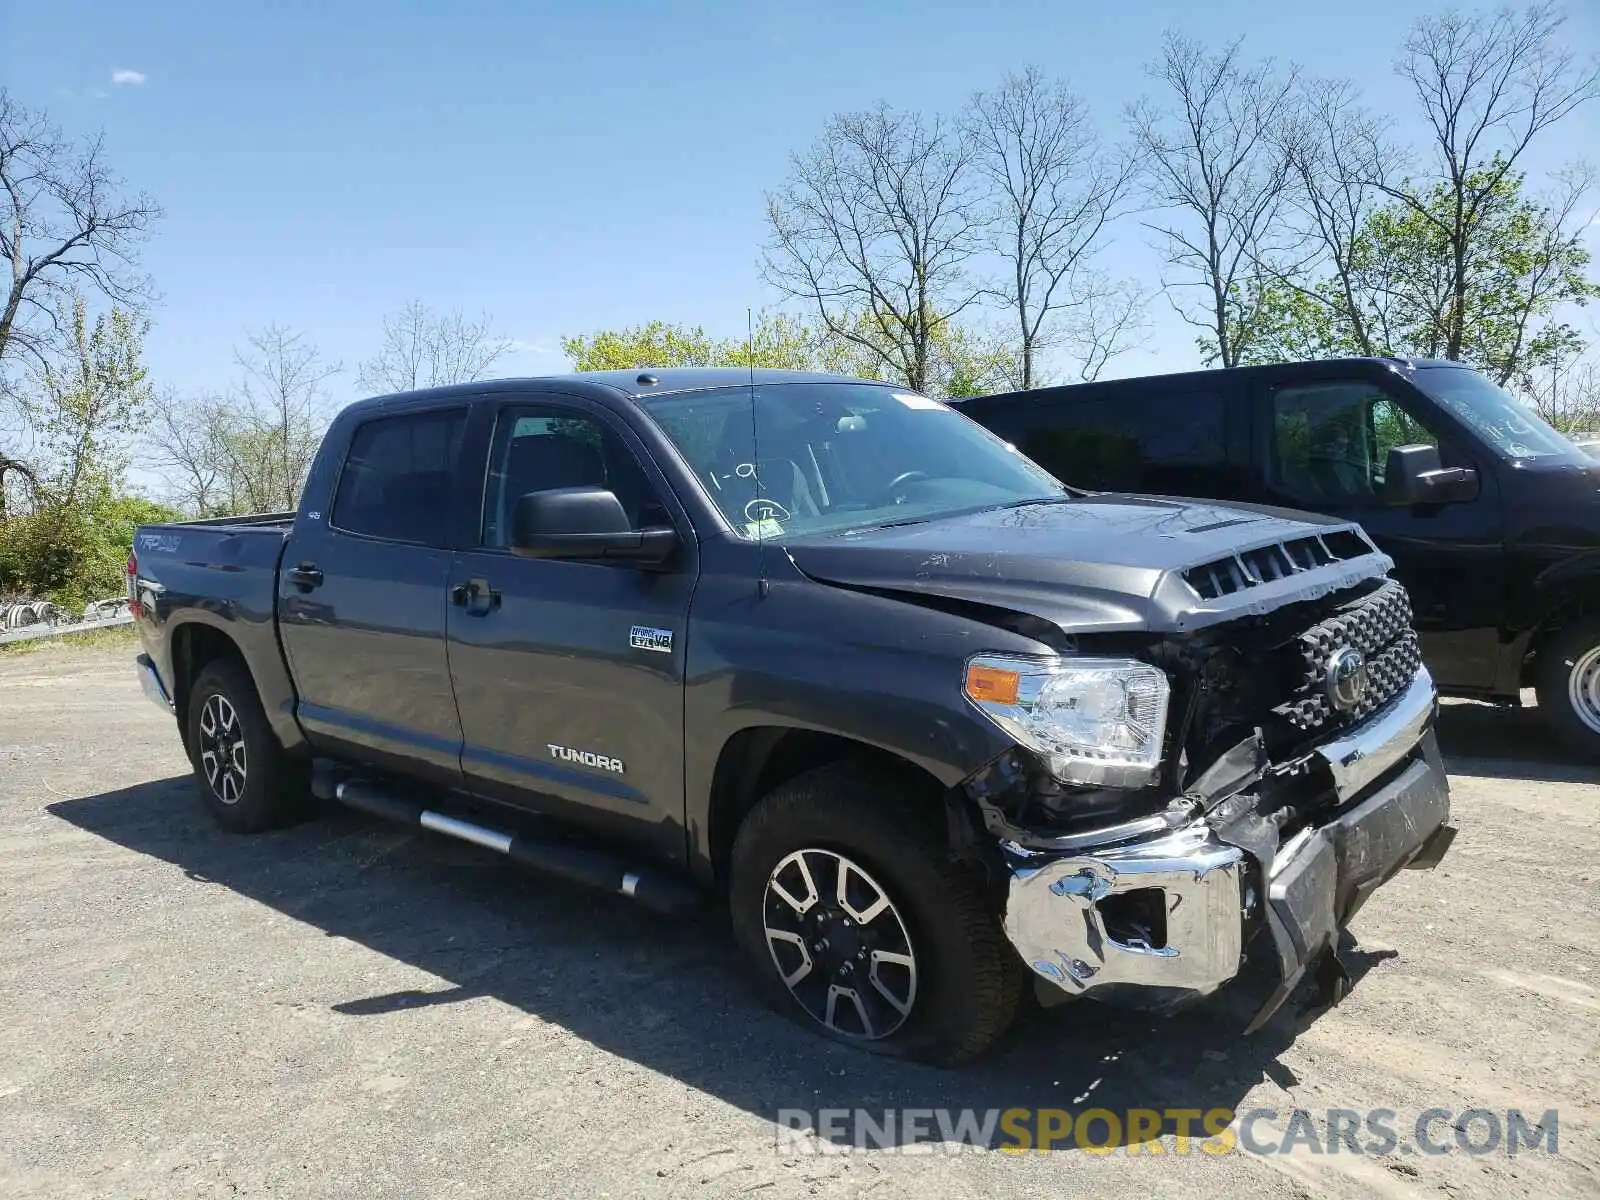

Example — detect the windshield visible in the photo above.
[1412,367,1580,461]
[640,382,1067,539]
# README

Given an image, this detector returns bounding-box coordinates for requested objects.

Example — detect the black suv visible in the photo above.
[956,358,1600,757]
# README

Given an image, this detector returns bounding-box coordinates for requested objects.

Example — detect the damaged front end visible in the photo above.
[965,581,1458,1032]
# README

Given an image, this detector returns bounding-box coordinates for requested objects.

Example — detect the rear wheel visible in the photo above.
[729,762,1024,1066]
[185,660,307,832]
[1534,617,1600,761]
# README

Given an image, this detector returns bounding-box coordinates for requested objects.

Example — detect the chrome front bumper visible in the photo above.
[1003,667,1452,1019]
[136,653,174,712]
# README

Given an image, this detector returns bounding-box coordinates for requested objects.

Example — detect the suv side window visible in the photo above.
[1002,390,1227,493]
[1271,381,1441,506]
[482,407,668,550]
[330,408,467,546]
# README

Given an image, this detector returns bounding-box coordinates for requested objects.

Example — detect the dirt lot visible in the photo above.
[1,639,1596,1199]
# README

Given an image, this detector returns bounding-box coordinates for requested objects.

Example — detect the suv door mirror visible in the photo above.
[510,487,678,564]
[1383,444,1479,507]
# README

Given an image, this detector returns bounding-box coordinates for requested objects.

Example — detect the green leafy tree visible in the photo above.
[1224,167,1599,380]
[819,308,1017,398]
[561,314,829,373]
[1379,2,1599,365]
[21,297,152,511]
[0,295,170,603]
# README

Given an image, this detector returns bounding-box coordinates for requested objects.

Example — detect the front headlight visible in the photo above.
[963,654,1171,788]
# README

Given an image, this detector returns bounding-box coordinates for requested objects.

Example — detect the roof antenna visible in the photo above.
[747,306,769,599]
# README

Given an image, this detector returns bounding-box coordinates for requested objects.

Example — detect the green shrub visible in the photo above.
[0,490,181,608]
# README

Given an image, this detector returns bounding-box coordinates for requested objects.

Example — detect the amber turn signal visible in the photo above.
[965,663,1021,706]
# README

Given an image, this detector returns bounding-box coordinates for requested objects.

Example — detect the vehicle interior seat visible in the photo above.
[488,432,607,545]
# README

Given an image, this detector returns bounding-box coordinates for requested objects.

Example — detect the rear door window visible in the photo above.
[330,408,468,546]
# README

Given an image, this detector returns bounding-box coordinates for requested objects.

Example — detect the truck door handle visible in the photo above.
[451,578,501,614]
[286,562,324,590]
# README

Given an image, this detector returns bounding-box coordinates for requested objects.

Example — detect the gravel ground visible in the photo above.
[1,640,1596,1199]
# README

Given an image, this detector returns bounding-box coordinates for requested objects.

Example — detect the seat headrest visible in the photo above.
[502,433,605,495]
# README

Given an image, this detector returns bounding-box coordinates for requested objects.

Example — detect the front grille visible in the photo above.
[1183,529,1375,600]
[1272,579,1420,733]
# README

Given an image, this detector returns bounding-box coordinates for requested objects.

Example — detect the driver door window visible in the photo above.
[1271,382,1440,507]
[481,408,667,549]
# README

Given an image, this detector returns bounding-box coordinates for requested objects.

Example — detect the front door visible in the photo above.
[278,405,469,785]
[446,395,697,863]
[1251,373,1503,690]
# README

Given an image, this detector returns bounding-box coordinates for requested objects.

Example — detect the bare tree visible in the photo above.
[1057,274,1150,383]
[1521,345,1600,432]
[1384,1,1600,361]
[1128,34,1298,367]
[356,300,513,394]
[1277,76,1392,355]
[234,326,340,510]
[965,67,1142,388]
[0,90,160,371]
[763,105,984,393]
[148,387,228,515]
[0,90,158,510]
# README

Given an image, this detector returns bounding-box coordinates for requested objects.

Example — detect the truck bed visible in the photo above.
[130,514,301,747]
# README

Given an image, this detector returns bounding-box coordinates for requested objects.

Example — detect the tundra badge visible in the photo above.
[548,744,626,775]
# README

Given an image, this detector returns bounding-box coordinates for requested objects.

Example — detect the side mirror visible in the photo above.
[1383,444,1479,507]
[510,487,678,565]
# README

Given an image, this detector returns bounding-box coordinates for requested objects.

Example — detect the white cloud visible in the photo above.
[110,69,147,86]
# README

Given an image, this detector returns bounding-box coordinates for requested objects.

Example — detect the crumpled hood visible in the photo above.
[783,494,1392,635]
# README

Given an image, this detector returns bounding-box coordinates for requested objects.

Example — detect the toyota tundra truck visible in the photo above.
[129,369,1456,1065]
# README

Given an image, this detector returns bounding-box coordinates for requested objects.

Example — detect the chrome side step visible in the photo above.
[326,776,703,917]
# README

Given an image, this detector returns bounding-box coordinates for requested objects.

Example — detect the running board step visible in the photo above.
[329,779,703,917]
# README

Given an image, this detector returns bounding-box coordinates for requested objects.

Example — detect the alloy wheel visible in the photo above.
[762,848,918,1040]
[198,693,248,805]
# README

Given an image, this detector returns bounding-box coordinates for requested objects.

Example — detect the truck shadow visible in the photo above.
[51,777,1395,1153]
[1433,700,1599,782]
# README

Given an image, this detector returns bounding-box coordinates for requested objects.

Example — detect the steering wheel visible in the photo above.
[879,470,931,504]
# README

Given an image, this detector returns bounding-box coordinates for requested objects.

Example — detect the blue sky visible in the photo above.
[3,0,1599,407]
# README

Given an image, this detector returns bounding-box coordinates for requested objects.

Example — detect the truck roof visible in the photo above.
[951,356,1475,406]
[344,368,879,418]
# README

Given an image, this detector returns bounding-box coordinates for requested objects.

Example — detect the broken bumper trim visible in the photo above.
[1004,823,1248,999]
[1003,670,1452,1017]
[1315,666,1437,802]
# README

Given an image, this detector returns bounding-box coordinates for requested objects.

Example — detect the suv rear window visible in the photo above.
[982,389,1228,493]
[331,409,468,546]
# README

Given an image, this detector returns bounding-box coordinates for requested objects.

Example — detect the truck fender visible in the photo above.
[167,614,308,756]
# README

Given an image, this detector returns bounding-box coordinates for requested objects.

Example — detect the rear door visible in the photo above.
[446,391,697,863]
[278,405,469,785]
[1246,369,1504,689]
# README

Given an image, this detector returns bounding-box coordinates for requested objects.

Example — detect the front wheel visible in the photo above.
[1534,617,1600,761]
[729,762,1024,1066]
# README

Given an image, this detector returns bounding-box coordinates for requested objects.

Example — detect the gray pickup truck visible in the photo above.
[129,369,1455,1064]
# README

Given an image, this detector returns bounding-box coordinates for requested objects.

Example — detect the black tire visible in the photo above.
[1534,617,1600,761]
[185,660,307,833]
[729,761,1024,1066]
